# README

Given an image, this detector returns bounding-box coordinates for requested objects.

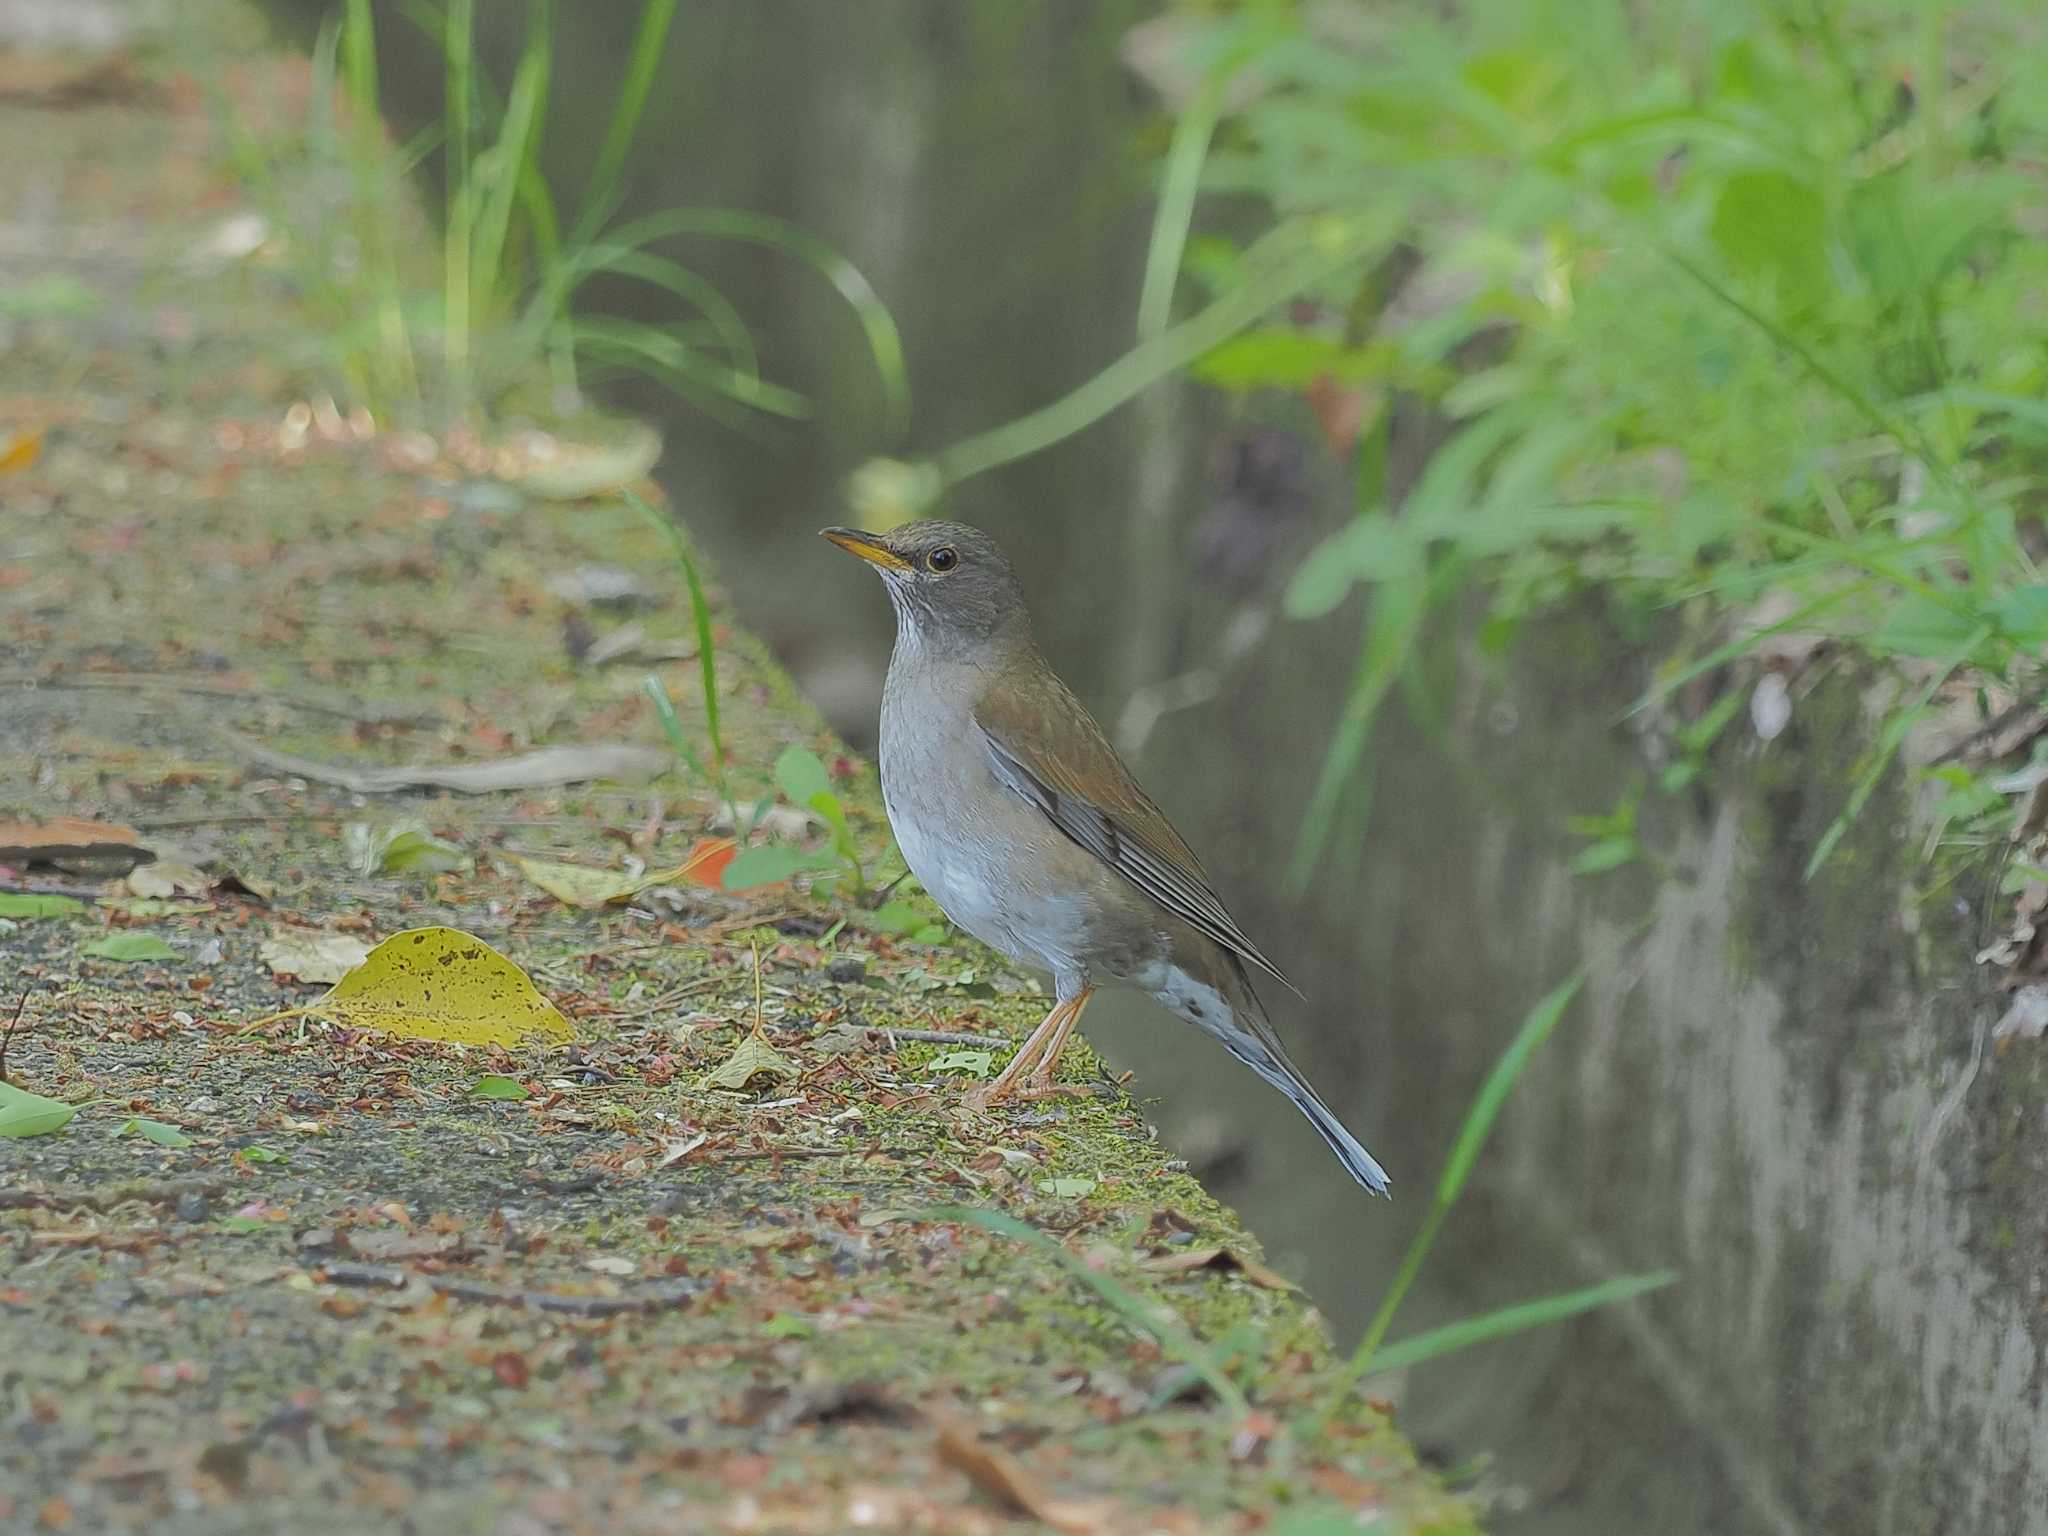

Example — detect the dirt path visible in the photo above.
[0,7,1466,1532]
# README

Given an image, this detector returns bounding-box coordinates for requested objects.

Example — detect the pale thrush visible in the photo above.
[822,519,1389,1196]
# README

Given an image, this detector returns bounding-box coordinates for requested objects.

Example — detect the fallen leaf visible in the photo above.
[1036,1177,1098,1199]
[302,927,574,1047]
[514,838,733,908]
[0,894,86,919]
[116,1117,195,1148]
[471,1074,528,1101]
[505,423,663,501]
[0,430,40,474]
[344,821,471,877]
[227,734,669,794]
[931,1411,1110,1535]
[83,934,179,963]
[929,1049,994,1079]
[0,1081,78,1138]
[705,1031,797,1091]
[1138,1244,1299,1291]
[0,817,145,871]
[126,861,209,899]
[656,1131,709,1167]
[100,897,212,918]
[260,929,374,985]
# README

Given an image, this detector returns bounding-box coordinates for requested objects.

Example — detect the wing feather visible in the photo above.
[974,670,1295,992]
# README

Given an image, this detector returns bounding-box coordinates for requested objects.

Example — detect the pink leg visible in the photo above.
[965,989,1090,1109]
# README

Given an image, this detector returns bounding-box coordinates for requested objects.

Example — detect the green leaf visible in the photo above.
[472,1074,529,1101]
[864,900,928,935]
[82,933,178,963]
[116,1117,194,1148]
[760,1314,814,1340]
[219,1216,271,1234]
[1193,329,1367,390]
[1284,515,1418,619]
[1872,594,1984,661]
[0,894,86,919]
[773,746,834,807]
[240,1145,289,1164]
[0,1081,78,1137]
[1036,1176,1097,1198]
[345,821,472,877]
[1992,586,2048,646]
[720,844,838,891]
[1364,1271,1676,1375]
[928,1049,994,1079]
[1709,170,1826,308]
[1569,837,1638,875]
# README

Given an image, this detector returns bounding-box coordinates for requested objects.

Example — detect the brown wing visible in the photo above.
[973,660,1296,992]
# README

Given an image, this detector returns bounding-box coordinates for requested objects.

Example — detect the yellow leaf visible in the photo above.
[704,1030,796,1091]
[515,839,734,908]
[311,927,573,1046]
[0,431,41,475]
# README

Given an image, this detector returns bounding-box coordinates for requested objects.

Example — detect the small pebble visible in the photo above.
[826,957,867,985]
[174,1191,210,1223]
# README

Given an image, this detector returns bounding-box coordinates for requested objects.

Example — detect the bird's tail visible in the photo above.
[1171,962,1391,1198]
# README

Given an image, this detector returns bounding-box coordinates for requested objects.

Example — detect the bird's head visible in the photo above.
[821,519,1030,647]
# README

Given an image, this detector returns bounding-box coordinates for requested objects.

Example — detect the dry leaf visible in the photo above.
[260,929,374,986]
[931,1411,1110,1535]
[704,1031,797,1092]
[127,861,209,899]
[514,839,732,908]
[0,817,146,871]
[1138,1244,1298,1292]
[504,423,662,501]
[305,927,573,1046]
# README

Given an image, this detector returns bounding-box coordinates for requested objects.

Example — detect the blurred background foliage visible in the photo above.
[1093,0,2048,882]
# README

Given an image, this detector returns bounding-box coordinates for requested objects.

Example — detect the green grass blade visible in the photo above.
[640,674,704,778]
[1310,968,1586,1434]
[468,0,550,349]
[1803,629,1985,878]
[1136,80,1221,343]
[1437,969,1584,1202]
[602,208,910,441]
[573,318,808,418]
[575,0,679,246]
[442,0,475,412]
[624,490,727,803]
[1361,1272,1676,1376]
[931,1206,1251,1419]
[932,221,1380,490]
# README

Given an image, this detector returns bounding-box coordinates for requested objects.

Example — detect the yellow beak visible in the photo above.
[820,526,911,572]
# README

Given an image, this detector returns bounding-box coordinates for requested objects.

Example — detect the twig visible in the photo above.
[0,1177,227,1213]
[316,1262,701,1316]
[0,669,417,724]
[876,1027,1010,1049]
[0,990,29,1084]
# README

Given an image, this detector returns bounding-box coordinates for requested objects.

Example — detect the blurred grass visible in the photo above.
[219,0,909,433]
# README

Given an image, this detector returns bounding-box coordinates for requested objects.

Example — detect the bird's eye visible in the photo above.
[926,546,959,573]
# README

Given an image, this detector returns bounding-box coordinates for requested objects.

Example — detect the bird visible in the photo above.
[821,519,1390,1197]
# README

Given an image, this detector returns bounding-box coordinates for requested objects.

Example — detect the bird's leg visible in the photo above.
[1016,985,1096,1099]
[965,992,1081,1109]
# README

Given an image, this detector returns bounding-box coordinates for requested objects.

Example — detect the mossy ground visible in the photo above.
[0,7,1469,1533]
